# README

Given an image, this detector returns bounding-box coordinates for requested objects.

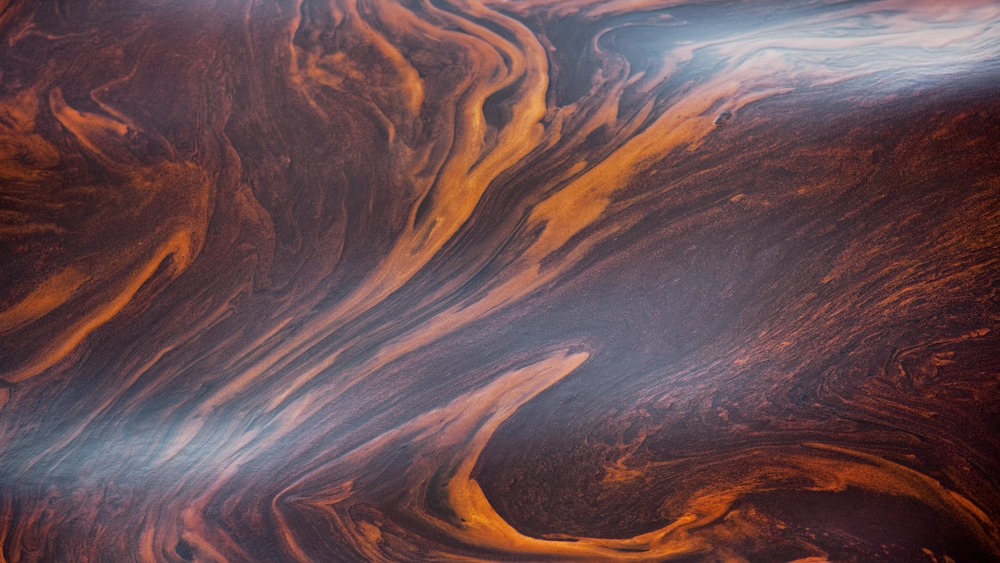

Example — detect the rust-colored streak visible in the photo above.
[2,0,1000,561]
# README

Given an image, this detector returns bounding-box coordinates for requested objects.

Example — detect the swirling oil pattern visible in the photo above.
[1,0,1000,561]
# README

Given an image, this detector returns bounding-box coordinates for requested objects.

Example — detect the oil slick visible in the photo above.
[1,0,1000,561]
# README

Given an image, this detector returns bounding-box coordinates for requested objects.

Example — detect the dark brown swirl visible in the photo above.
[2,0,999,561]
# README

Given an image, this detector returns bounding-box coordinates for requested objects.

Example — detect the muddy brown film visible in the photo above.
[1,0,999,561]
